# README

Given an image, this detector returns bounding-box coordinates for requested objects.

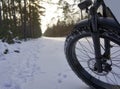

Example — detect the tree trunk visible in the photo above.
[12,0,17,27]
[0,1,2,26]
[23,0,27,40]
[29,1,32,37]
[8,0,12,20]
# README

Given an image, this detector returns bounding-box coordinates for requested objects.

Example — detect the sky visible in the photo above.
[40,0,61,33]
[40,0,76,33]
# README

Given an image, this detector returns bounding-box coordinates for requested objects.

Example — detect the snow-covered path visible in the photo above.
[0,37,89,89]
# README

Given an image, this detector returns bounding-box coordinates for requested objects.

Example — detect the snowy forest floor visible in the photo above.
[0,37,90,89]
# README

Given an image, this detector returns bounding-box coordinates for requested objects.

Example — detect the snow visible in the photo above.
[0,37,89,89]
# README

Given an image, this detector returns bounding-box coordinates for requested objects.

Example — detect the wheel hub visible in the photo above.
[88,58,112,76]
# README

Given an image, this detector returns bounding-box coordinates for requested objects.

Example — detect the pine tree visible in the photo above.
[0,0,45,43]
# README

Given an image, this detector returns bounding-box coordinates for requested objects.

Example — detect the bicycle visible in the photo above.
[64,0,120,89]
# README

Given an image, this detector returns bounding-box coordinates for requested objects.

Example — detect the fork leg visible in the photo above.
[90,5,103,73]
[92,32,102,73]
[104,39,110,59]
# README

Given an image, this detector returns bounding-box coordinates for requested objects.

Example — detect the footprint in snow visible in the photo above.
[58,79,62,84]
[0,56,6,61]
[3,81,21,89]
[58,73,67,78]
[57,73,67,84]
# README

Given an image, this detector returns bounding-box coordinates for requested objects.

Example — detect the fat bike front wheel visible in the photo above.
[65,27,120,89]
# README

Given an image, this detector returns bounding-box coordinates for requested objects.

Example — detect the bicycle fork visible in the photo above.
[91,26,111,73]
[90,10,110,73]
[89,5,102,72]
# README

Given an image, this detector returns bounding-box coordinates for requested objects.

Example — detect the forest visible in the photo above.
[43,0,85,37]
[0,0,84,43]
[0,0,44,43]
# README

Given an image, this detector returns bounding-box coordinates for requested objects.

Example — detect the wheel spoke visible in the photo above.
[76,47,94,56]
[85,37,94,52]
[112,54,120,59]
[111,72,118,85]
[76,46,94,54]
[112,60,120,61]
[76,54,89,61]
[112,63,120,69]
[100,43,105,51]
[111,71,120,79]
[78,40,94,56]
[111,49,120,55]
[105,75,116,85]
[105,76,109,83]
[111,43,119,47]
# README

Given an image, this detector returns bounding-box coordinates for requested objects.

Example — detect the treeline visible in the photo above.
[0,0,44,43]
[43,0,83,37]
[44,21,74,37]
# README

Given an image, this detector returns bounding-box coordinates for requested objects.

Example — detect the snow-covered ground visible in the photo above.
[0,37,89,89]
